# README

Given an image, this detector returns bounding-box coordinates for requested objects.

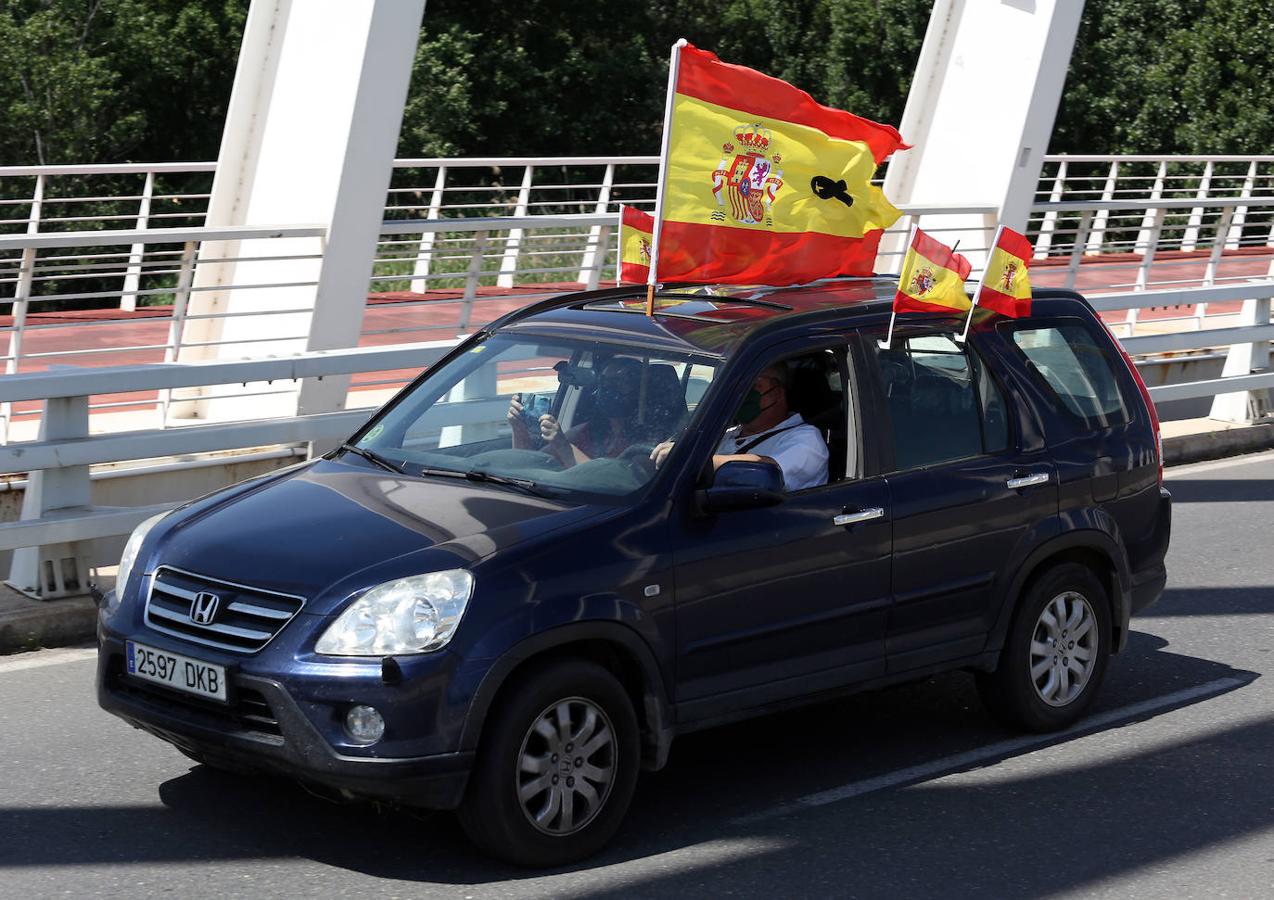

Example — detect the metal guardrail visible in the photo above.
[0,340,455,558]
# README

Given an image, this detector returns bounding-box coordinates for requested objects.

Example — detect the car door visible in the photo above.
[1002,317,1163,572]
[670,341,891,717]
[858,327,1058,671]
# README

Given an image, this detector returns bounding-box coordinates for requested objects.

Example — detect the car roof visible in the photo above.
[491,280,1093,358]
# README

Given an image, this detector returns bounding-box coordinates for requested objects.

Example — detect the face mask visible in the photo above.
[734,389,762,425]
[734,385,777,425]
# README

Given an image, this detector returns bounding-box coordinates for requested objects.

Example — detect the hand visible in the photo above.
[539,414,563,446]
[650,440,675,469]
[507,394,524,424]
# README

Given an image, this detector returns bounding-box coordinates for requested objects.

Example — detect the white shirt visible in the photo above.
[716,413,829,491]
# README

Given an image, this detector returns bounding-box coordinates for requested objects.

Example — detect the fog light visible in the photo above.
[344,705,385,744]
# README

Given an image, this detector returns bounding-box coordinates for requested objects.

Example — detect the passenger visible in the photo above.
[651,363,828,490]
[509,357,643,469]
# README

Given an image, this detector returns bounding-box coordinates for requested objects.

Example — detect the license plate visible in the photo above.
[126,640,227,702]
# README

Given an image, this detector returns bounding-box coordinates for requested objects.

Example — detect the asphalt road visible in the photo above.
[2,451,1272,899]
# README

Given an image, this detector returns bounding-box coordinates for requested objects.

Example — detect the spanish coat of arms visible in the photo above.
[710,123,784,226]
[999,261,1019,292]
[909,265,936,296]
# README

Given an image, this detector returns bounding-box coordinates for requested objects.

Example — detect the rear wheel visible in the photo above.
[977,562,1111,732]
[458,659,640,867]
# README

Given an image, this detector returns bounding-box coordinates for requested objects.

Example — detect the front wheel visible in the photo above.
[977,562,1112,732]
[457,659,640,867]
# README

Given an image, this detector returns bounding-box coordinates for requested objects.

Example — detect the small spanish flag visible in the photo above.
[894,229,973,314]
[618,205,654,284]
[978,227,1033,317]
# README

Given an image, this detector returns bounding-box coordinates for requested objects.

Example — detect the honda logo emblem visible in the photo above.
[190,591,221,625]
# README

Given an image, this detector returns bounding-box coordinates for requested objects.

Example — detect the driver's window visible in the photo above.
[716,348,851,491]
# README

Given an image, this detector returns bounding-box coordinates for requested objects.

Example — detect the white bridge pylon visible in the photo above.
[879,0,1085,273]
[176,0,426,423]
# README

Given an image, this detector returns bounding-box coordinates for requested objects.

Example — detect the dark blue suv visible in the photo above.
[97,279,1171,866]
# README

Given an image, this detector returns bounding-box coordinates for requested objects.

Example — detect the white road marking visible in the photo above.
[732,676,1246,825]
[1167,449,1274,478]
[0,646,96,674]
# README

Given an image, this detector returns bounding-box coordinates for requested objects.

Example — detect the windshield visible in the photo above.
[353,333,721,499]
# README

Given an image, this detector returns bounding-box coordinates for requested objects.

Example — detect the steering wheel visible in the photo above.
[619,443,657,478]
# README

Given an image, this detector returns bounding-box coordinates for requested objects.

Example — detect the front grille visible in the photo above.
[144,566,305,654]
[108,656,283,739]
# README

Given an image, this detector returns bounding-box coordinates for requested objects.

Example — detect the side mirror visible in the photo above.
[699,460,784,513]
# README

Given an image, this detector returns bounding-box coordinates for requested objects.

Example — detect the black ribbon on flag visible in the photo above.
[810,175,855,209]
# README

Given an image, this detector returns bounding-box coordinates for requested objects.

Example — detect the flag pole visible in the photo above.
[646,38,687,316]
[957,224,1003,344]
[879,221,919,350]
[615,204,625,284]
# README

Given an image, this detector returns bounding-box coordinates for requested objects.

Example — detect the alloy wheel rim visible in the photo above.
[1029,591,1098,707]
[516,696,617,836]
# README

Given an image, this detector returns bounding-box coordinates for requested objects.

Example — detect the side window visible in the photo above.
[684,363,717,411]
[1009,324,1129,429]
[717,348,850,489]
[872,333,1007,470]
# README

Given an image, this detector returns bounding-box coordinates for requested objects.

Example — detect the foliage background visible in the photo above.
[0,0,1269,166]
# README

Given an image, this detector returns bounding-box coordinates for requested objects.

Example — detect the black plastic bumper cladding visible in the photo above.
[96,640,472,809]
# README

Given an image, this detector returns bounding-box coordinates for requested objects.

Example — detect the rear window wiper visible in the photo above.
[339,443,405,475]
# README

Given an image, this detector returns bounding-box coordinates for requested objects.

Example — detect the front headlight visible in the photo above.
[315,570,474,656]
[113,512,169,609]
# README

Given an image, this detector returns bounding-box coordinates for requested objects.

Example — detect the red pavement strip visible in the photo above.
[2,248,1269,421]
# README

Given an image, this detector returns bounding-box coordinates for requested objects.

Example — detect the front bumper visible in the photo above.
[96,634,473,809]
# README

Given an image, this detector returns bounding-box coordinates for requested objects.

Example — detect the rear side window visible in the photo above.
[872,334,1008,470]
[1010,324,1129,428]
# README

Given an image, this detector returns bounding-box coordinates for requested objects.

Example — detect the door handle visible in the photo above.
[1007,472,1050,490]
[833,507,885,526]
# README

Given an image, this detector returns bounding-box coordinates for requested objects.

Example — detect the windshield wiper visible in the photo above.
[338,443,406,475]
[462,469,552,497]
[342,449,551,497]
[414,464,550,497]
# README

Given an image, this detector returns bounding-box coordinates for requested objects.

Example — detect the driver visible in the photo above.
[650,362,828,490]
[508,357,643,469]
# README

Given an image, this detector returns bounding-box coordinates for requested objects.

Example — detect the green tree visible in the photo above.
[0,0,246,166]
[397,0,931,159]
[1052,0,1274,155]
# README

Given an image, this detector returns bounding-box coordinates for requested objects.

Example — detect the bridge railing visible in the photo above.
[3,154,1274,575]
[3,274,1272,574]
[6,153,1272,314]
[1,186,1270,423]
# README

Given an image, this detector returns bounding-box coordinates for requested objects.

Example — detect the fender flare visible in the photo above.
[458,621,674,769]
[988,529,1133,656]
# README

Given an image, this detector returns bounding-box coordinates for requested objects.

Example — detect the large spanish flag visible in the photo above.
[618,205,654,284]
[894,229,973,314]
[978,227,1033,317]
[653,42,907,285]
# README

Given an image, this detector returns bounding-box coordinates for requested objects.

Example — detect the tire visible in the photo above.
[457,658,640,867]
[977,562,1112,732]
